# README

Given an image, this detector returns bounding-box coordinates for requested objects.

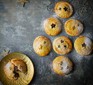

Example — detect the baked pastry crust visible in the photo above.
[74,36,93,56]
[53,56,73,75]
[64,19,83,36]
[53,36,72,55]
[33,36,52,56]
[44,17,62,36]
[54,1,73,18]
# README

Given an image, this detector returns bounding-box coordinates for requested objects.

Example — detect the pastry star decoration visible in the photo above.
[17,0,28,7]
[0,48,10,57]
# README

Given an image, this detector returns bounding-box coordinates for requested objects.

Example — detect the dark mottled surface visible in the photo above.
[0,0,93,85]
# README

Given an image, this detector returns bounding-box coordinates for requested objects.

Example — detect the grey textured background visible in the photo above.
[0,0,93,85]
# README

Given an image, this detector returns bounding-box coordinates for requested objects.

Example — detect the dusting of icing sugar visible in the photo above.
[61,60,71,74]
[4,62,14,79]
[72,50,83,62]
[34,18,45,31]
[73,19,83,34]
[43,19,48,27]
[85,32,93,39]
[1,23,13,36]
[44,17,62,30]
[77,22,83,33]
[12,25,26,38]
[85,37,92,48]
[5,62,12,70]
[16,11,26,23]
[52,14,59,18]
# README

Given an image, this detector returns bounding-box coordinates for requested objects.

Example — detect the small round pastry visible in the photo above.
[0,52,34,85]
[74,36,93,56]
[54,1,73,18]
[64,19,83,36]
[53,36,72,55]
[33,36,52,56]
[44,17,62,36]
[53,56,73,75]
